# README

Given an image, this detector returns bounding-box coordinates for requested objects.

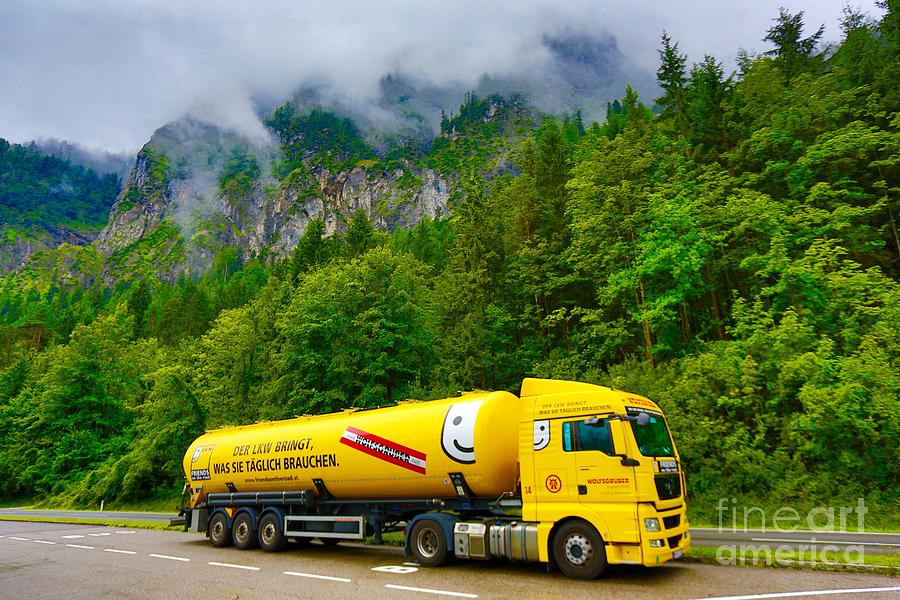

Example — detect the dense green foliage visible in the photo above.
[0,8,897,524]
[266,104,376,174]
[0,138,119,233]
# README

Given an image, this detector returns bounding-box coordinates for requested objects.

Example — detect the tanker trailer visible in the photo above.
[181,378,690,579]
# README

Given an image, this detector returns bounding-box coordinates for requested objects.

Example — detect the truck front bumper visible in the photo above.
[638,502,691,566]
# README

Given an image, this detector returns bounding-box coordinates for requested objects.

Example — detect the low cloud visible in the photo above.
[0,0,865,153]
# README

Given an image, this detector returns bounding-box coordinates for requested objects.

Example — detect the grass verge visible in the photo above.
[685,544,899,575]
[0,515,182,532]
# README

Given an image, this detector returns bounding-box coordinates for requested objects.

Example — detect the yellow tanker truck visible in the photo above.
[181,378,689,579]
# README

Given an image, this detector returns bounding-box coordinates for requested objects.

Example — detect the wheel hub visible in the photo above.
[262,523,276,545]
[417,529,438,558]
[564,533,593,566]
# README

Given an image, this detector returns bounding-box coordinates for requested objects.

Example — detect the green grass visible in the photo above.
[687,495,900,533]
[0,515,181,531]
[685,545,899,575]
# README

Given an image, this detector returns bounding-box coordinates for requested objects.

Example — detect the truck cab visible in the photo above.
[517,379,690,576]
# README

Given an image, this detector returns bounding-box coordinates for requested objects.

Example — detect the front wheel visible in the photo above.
[408,519,451,567]
[208,512,232,548]
[258,513,287,552]
[552,519,608,579]
[232,511,259,550]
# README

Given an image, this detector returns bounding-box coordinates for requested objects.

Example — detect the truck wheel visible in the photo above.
[232,512,259,550]
[552,520,608,579]
[208,512,232,548]
[409,519,451,567]
[258,513,287,552]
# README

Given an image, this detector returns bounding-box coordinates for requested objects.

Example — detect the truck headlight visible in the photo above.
[649,539,665,548]
[644,518,661,532]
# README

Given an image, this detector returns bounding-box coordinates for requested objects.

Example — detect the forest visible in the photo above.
[0,7,897,525]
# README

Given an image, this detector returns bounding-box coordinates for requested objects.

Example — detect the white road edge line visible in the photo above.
[34,540,56,545]
[149,553,190,562]
[749,537,900,548]
[104,549,137,555]
[66,544,94,549]
[208,562,260,571]
[691,528,900,537]
[9,536,29,541]
[693,586,900,600]
[283,571,351,583]
[384,584,478,598]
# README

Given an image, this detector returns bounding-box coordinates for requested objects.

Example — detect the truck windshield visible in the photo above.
[627,410,674,457]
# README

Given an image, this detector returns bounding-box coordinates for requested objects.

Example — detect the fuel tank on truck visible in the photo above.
[183,391,521,503]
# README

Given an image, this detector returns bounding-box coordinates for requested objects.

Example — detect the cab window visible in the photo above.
[562,420,615,456]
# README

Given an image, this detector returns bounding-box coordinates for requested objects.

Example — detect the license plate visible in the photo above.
[672,550,683,559]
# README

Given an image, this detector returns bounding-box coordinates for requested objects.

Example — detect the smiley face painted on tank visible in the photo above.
[441,401,483,464]
[533,420,550,450]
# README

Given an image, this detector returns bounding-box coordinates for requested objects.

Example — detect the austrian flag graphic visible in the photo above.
[339,426,427,474]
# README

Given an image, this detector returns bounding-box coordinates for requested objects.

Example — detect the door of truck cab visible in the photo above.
[562,417,639,543]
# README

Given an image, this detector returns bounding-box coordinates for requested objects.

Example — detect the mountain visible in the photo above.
[0,139,120,274]
[2,30,648,285]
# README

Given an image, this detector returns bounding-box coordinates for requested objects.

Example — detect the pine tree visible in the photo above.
[763,8,825,81]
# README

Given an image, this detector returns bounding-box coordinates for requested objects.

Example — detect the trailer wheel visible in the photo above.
[208,512,232,548]
[232,512,259,550]
[409,519,451,567]
[552,520,608,579]
[258,513,287,552]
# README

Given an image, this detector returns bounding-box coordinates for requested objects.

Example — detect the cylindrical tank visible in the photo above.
[183,390,520,506]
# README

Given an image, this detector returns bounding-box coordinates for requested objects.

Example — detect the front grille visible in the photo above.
[668,534,682,548]
[654,474,681,500]
[662,515,680,529]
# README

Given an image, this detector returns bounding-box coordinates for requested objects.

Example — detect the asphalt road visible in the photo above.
[2,508,898,555]
[0,521,898,600]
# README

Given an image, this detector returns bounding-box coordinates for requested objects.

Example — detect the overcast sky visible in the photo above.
[0,1,874,154]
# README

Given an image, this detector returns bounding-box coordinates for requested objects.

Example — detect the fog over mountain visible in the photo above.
[0,0,863,152]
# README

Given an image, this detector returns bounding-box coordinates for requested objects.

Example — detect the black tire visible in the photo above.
[232,511,259,550]
[409,519,451,567]
[258,512,287,552]
[208,512,232,548]
[319,537,340,547]
[552,519,608,579]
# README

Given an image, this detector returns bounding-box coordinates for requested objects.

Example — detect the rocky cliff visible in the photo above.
[92,125,451,282]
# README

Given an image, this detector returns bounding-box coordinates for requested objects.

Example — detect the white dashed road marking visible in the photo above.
[104,549,137,555]
[384,584,478,598]
[149,553,190,562]
[284,571,352,583]
[62,535,85,539]
[693,586,900,600]
[9,536,29,541]
[115,531,136,535]
[208,562,260,571]
[88,533,112,537]
[66,544,94,549]
[33,540,56,545]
